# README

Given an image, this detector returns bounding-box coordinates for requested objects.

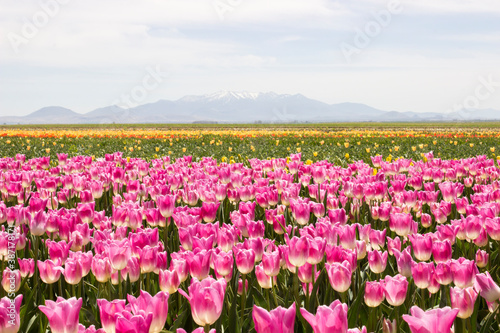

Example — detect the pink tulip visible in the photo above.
[128,290,169,333]
[326,260,352,293]
[389,213,413,237]
[411,262,434,289]
[201,202,219,223]
[402,306,459,333]
[159,269,181,294]
[18,258,35,278]
[1,269,20,293]
[0,295,22,333]
[368,250,388,274]
[431,240,452,263]
[179,277,227,326]
[97,299,127,333]
[262,250,281,277]
[409,234,433,262]
[39,297,82,333]
[300,300,348,333]
[364,281,385,307]
[450,286,478,319]
[114,311,153,333]
[38,260,64,284]
[384,274,408,306]
[187,249,212,280]
[235,247,256,275]
[255,263,275,289]
[451,258,478,289]
[253,303,296,333]
[108,239,132,271]
[474,271,500,302]
[476,249,489,268]
[63,258,84,285]
[91,256,112,283]
[286,236,309,267]
[393,248,412,277]
[156,194,176,218]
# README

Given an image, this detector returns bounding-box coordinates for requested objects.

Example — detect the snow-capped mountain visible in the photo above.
[1,91,499,124]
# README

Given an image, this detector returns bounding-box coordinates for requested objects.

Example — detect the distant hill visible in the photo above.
[1,91,499,124]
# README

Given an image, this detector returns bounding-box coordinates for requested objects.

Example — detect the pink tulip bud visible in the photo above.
[326,260,352,293]
[1,268,20,293]
[128,290,169,333]
[409,233,433,262]
[432,240,452,263]
[368,250,388,274]
[91,256,112,283]
[63,258,84,285]
[364,281,385,307]
[39,297,82,333]
[475,271,500,302]
[18,258,35,278]
[384,274,408,307]
[286,236,309,267]
[262,250,281,277]
[235,247,256,275]
[159,269,181,294]
[179,277,227,326]
[450,286,478,319]
[97,299,127,333]
[108,239,132,271]
[382,318,397,333]
[451,258,478,289]
[411,261,434,289]
[39,259,64,284]
[0,295,22,332]
[114,311,153,333]
[435,262,453,285]
[402,306,459,333]
[475,249,489,268]
[255,263,275,289]
[253,303,296,333]
[157,194,176,218]
[201,202,220,223]
[300,300,348,333]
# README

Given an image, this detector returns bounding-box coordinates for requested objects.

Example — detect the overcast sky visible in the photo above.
[1,0,499,116]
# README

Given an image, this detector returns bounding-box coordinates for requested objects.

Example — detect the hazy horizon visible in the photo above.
[1,0,499,117]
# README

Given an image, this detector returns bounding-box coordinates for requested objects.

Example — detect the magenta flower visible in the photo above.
[97,299,127,333]
[128,290,169,333]
[326,260,352,293]
[450,286,478,319]
[364,281,385,307]
[0,295,22,333]
[253,303,296,333]
[475,271,500,302]
[402,306,459,333]
[300,300,348,333]
[384,274,408,307]
[179,277,227,327]
[39,297,82,333]
[114,311,152,333]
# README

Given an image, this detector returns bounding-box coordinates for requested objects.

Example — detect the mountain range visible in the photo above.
[1,91,499,124]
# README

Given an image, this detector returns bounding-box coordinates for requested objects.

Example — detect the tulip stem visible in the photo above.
[118,270,122,299]
[33,236,39,302]
[58,278,63,297]
[204,325,211,333]
[240,274,247,328]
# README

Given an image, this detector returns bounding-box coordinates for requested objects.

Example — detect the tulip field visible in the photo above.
[1,124,500,333]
